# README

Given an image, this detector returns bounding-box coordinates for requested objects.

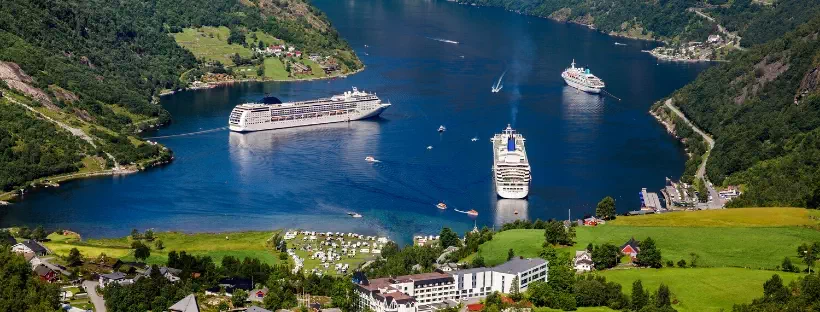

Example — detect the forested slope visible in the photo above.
[665,15,820,207]
[458,0,820,47]
[0,0,359,193]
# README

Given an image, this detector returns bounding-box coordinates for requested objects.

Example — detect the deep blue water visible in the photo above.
[0,0,710,244]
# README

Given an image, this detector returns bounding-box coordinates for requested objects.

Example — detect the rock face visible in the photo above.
[795,65,820,104]
[0,61,55,109]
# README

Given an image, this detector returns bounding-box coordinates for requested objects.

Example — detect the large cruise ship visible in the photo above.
[561,59,605,94]
[491,125,531,199]
[228,87,391,132]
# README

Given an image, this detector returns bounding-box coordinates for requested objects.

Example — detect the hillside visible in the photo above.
[653,14,820,207]
[457,0,820,48]
[0,0,360,196]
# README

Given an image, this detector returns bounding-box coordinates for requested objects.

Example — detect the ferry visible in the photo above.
[561,60,605,94]
[491,125,531,199]
[228,87,391,132]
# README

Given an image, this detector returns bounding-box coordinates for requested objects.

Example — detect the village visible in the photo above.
[645,33,739,62]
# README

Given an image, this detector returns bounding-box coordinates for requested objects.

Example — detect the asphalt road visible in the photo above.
[83,280,106,312]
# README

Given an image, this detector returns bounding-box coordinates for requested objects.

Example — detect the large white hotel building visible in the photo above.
[354,258,547,312]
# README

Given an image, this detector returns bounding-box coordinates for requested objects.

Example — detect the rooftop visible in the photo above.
[492,258,547,274]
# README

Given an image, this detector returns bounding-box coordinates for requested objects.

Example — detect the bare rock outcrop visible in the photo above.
[0,61,56,109]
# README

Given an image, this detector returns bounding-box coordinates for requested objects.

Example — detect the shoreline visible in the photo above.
[4,65,367,202]
[159,65,366,97]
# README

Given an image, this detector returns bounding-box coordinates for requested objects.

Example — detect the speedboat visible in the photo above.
[437,202,447,210]
[365,156,377,162]
[348,212,363,218]
[471,137,478,142]
[427,146,433,150]
[438,125,446,132]
[467,209,478,216]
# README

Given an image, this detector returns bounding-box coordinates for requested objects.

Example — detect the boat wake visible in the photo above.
[144,127,228,139]
[491,70,506,93]
[427,37,459,44]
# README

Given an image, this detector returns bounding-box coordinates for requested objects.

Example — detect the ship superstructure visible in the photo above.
[228,87,390,132]
[561,59,605,94]
[491,125,531,199]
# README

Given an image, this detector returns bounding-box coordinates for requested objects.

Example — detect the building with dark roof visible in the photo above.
[11,240,48,256]
[33,264,58,283]
[621,238,641,259]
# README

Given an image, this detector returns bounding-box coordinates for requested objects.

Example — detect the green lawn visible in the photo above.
[263,57,290,80]
[173,27,253,65]
[609,208,820,227]
[468,208,820,269]
[45,231,285,266]
[471,226,820,269]
[599,268,803,312]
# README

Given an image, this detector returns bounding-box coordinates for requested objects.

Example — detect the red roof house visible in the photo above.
[467,304,484,312]
[620,237,640,259]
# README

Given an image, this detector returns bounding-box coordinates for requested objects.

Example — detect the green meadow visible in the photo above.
[45,231,284,266]
[599,268,802,312]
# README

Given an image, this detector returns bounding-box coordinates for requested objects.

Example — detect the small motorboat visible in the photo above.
[347,212,363,218]
[467,209,479,216]
[438,125,447,132]
[471,137,478,142]
[437,202,448,210]
[427,146,433,150]
[365,156,377,162]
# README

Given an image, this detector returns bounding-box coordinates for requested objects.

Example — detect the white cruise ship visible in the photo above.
[228,87,390,132]
[491,125,531,199]
[561,59,605,94]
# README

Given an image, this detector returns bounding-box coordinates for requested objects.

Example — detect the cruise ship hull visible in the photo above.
[562,76,602,94]
[229,104,390,132]
[494,183,529,199]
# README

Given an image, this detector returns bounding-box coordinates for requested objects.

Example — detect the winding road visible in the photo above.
[663,99,724,209]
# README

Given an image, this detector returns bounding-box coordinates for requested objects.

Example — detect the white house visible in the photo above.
[573,250,593,272]
[354,258,548,312]
[12,240,48,256]
[99,272,131,288]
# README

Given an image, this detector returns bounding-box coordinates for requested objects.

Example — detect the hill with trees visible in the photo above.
[456,0,820,47]
[0,0,359,194]
[655,14,820,207]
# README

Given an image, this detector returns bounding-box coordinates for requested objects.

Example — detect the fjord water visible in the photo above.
[0,0,710,244]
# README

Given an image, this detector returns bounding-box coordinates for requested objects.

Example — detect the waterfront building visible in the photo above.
[354,258,548,312]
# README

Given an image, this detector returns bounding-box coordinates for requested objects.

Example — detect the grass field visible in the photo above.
[472,226,820,269]
[173,27,252,65]
[468,208,820,269]
[599,268,802,311]
[609,208,820,227]
[263,57,290,80]
[45,231,284,266]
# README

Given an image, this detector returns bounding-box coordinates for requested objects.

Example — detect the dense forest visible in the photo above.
[662,14,820,207]
[458,0,820,47]
[0,0,359,192]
